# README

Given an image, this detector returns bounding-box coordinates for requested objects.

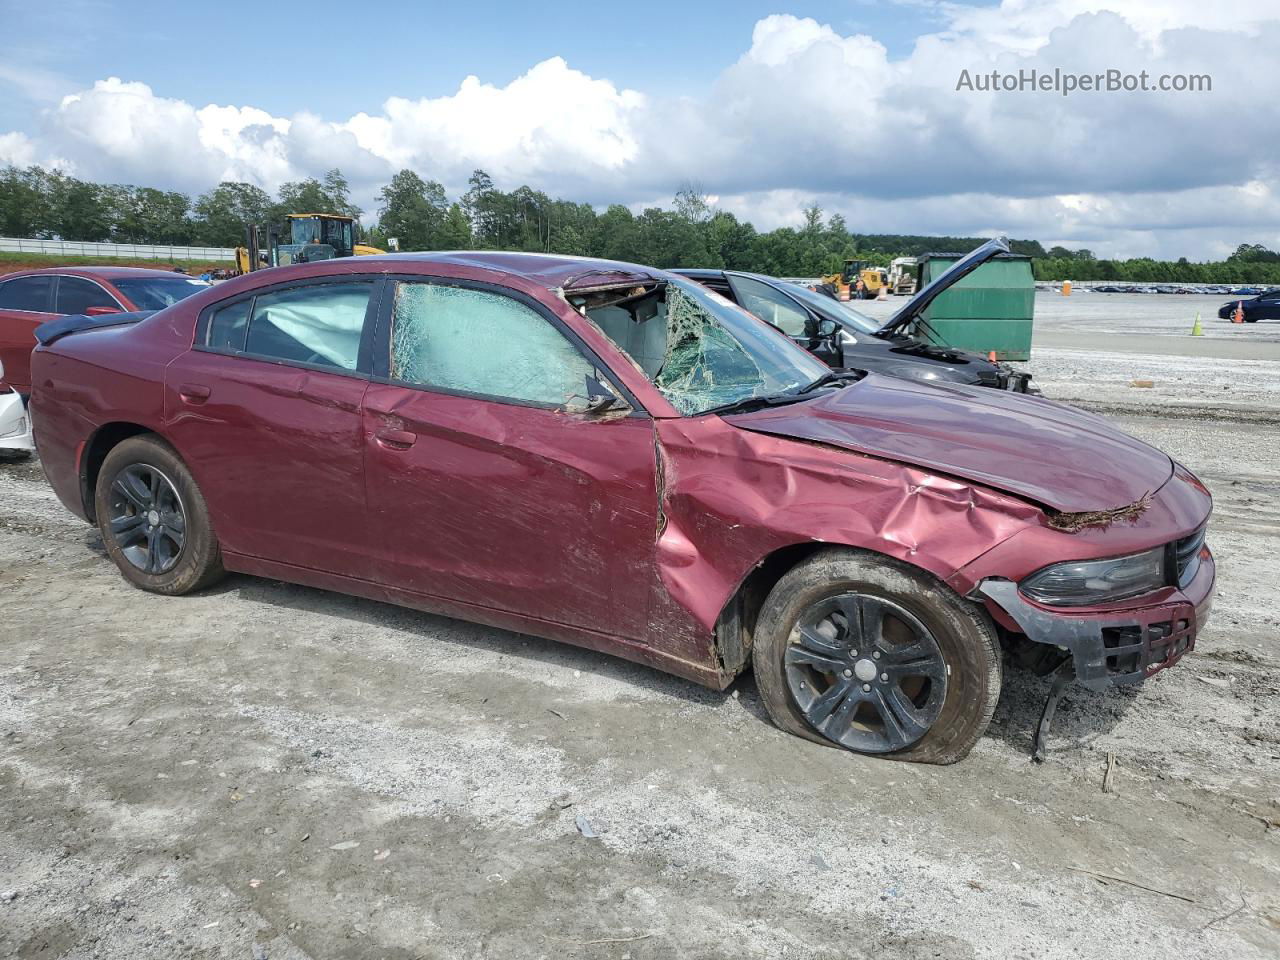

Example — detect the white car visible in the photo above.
[0,358,34,457]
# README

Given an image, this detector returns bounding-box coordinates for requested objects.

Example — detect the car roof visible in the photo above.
[353,251,664,290]
[674,268,787,284]
[0,266,198,281]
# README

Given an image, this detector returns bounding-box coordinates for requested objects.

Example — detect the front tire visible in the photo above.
[753,549,1001,765]
[95,435,224,595]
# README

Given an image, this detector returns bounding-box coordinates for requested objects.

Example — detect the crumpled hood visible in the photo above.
[725,374,1172,513]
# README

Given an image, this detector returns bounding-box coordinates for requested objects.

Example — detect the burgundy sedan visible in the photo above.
[28,253,1214,763]
[0,266,210,396]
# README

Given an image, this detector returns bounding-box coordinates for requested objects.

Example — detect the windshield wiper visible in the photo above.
[798,370,862,394]
[703,392,816,417]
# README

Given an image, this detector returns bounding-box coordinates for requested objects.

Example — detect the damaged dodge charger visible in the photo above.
[29,252,1215,763]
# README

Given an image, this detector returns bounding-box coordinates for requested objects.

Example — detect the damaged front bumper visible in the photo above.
[976,545,1215,692]
[0,391,34,453]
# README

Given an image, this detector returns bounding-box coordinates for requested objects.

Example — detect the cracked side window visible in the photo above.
[391,282,597,408]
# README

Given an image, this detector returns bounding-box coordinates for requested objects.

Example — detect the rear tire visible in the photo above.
[752,548,1001,765]
[95,435,224,595]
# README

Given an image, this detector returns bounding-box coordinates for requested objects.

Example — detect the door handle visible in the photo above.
[179,383,211,404]
[375,428,417,450]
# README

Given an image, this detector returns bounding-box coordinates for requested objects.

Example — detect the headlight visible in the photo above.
[1020,547,1166,606]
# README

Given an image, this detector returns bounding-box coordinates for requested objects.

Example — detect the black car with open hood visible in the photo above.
[675,238,1032,393]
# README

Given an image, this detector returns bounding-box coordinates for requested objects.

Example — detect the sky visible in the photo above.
[2,0,1278,259]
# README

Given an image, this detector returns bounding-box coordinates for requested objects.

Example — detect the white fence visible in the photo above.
[0,237,236,262]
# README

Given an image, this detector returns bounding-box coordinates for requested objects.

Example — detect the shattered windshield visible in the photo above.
[578,275,827,416]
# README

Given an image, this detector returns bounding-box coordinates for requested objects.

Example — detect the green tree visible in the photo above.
[673,182,712,226]
[377,169,448,251]
[274,168,361,223]
[112,187,193,244]
[46,172,112,241]
[0,166,50,237]
[439,203,472,249]
[192,181,273,246]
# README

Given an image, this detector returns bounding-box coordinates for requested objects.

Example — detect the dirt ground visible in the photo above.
[0,253,228,277]
[2,294,1278,959]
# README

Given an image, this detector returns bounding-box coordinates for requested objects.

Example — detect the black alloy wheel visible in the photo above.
[785,593,947,753]
[106,463,187,574]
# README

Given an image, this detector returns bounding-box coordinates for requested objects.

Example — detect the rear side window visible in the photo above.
[204,282,374,370]
[207,300,251,351]
[55,276,119,314]
[0,275,54,312]
[390,281,595,407]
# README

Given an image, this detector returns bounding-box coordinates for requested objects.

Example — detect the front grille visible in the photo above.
[1102,616,1195,682]
[1173,526,1207,588]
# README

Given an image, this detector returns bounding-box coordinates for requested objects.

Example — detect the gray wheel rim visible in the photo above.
[785,593,947,753]
[107,464,186,574]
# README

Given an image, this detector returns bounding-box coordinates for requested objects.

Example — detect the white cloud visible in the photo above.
[0,131,36,167]
[2,3,1278,257]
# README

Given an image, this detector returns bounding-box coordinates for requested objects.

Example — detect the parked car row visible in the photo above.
[1036,281,1279,296]
[22,247,1214,765]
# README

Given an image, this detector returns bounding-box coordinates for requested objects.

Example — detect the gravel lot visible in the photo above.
[2,294,1278,959]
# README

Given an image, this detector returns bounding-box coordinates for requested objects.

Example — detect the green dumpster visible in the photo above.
[913,252,1035,361]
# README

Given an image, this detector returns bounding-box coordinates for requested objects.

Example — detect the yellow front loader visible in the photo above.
[819,259,887,301]
[234,213,384,274]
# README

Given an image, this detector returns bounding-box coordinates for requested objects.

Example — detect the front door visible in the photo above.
[725,274,841,366]
[164,276,381,573]
[362,277,658,640]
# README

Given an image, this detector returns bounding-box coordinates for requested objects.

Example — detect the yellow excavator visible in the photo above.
[235,213,385,274]
[819,259,888,301]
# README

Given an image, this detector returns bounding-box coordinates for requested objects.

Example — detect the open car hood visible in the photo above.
[724,374,1172,513]
[876,237,1009,336]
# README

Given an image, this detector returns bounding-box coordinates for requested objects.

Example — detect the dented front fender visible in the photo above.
[652,417,1044,638]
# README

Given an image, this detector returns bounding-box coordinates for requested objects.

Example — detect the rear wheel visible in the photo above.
[753,549,1001,764]
[95,435,224,594]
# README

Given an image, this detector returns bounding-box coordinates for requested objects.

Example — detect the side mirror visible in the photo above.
[816,318,838,338]
[563,375,631,417]
[84,305,122,317]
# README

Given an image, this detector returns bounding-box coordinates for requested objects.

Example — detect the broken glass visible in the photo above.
[392,282,598,408]
[583,276,828,416]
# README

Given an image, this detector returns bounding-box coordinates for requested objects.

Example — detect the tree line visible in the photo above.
[3,163,1279,282]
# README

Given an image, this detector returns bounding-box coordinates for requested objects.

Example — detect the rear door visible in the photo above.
[361,275,659,639]
[164,275,383,572]
[0,275,58,394]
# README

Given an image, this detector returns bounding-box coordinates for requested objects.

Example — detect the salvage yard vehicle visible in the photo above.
[675,239,1032,392]
[29,252,1215,763]
[1217,288,1280,322]
[0,266,210,398]
[0,358,33,457]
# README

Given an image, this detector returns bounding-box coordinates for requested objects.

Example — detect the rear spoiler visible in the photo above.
[34,311,155,346]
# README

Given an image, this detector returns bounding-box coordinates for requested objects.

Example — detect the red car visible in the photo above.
[0,266,210,397]
[28,253,1215,763]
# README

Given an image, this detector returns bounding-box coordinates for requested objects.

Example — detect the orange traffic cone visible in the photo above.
[988,350,998,362]
[1232,301,1245,324]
